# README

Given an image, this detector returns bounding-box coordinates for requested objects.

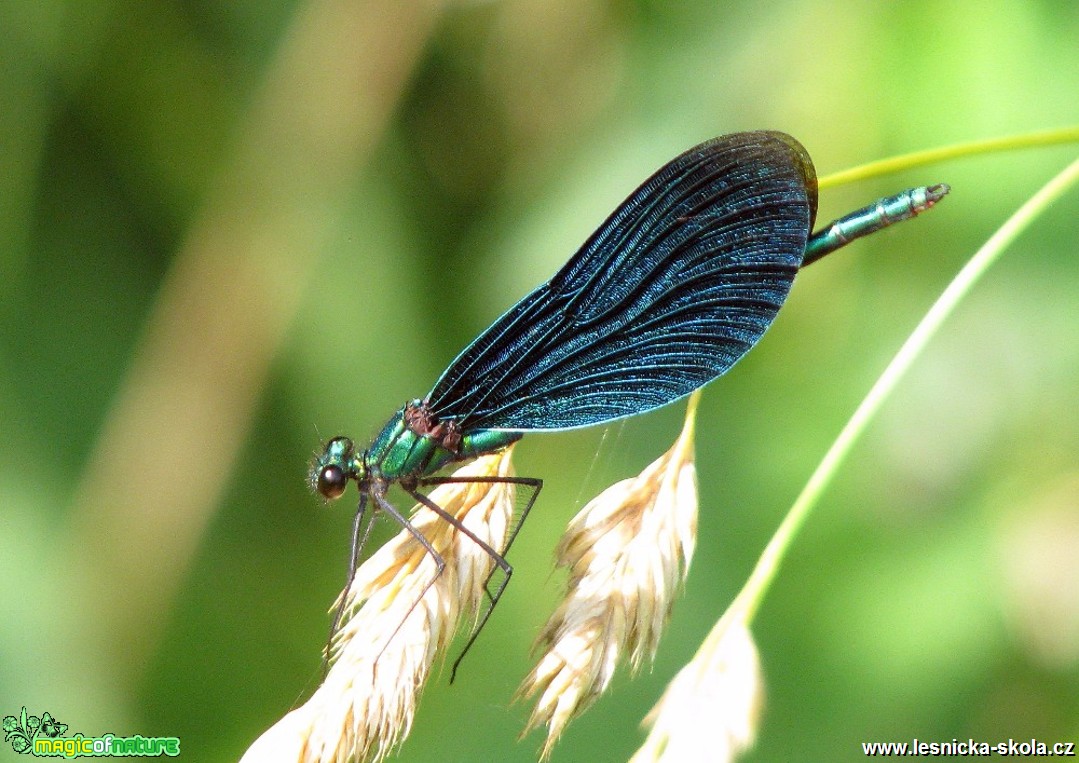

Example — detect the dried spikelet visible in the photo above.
[519,394,699,759]
[241,447,517,763]
[630,606,763,763]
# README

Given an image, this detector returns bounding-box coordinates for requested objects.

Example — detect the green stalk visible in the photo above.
[819,125,1079,187]
[734,154,1079,624]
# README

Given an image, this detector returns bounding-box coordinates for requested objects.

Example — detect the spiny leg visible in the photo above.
[365,490,447,668]
[418,475,543,561]
[325,491,372,667]
[414,475,543,681]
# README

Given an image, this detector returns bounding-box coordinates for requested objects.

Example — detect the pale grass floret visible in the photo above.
[241,447,517,763]
[630,606,763,763]
[519,395,699,759]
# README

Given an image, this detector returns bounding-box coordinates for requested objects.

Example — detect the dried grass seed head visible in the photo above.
[242,448,517,763]
[520,396,699,758]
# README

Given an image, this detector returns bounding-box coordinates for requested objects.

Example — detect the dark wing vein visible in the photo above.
[424,131,817,431]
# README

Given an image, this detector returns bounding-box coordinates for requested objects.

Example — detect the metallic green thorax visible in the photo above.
[311,400,522,497]
[366,402,521,479]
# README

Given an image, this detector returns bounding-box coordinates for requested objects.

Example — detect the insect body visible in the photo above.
[311,131,947,666]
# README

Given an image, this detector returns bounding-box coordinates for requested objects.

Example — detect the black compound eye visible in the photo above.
[317,464,348,500]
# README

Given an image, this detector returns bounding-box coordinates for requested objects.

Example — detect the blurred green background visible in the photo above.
[2,1,1077,760]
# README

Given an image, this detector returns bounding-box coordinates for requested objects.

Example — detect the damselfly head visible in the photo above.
[311,436,358,500]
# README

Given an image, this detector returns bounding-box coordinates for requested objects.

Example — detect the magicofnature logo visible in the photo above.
[3,707,179,757]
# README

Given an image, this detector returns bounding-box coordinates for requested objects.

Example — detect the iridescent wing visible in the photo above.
[425,131,818,431]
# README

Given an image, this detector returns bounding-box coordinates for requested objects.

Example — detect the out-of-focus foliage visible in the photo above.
[2,1,1076,761]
